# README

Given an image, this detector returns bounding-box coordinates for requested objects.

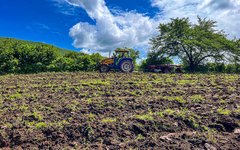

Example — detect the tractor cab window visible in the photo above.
[122,52,127,58]
[116,52,129,58]
[115,52,122,58]
[112,52,117,58]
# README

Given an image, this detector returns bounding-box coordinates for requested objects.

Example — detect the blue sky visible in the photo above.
[0,0,85,50]
[0,0,239,58]
[0,0,158,51]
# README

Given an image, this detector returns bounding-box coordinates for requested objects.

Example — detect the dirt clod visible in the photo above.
[204,143,217,150]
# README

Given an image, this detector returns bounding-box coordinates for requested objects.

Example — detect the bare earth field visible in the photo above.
[0,72,239,149]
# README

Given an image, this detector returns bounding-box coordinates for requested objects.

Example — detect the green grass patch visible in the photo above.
[33,111,43,121]
[189,95,204,103]
[35,122,47,129]
[135,114,154,121]
[217,108,231,115]
[101,117,117,123]
[164,96,186,104]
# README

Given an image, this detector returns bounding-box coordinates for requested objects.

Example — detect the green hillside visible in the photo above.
[0,37,70,54]
[0,37,104,74]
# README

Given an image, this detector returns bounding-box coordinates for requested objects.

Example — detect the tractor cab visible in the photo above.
[99,49,134,73]
[114,49,130,58]
[112,49,130,63]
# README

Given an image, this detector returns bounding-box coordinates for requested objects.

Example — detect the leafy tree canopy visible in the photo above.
[150,17,239,72]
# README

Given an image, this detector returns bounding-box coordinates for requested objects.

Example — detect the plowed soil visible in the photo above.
[0,72,239,149]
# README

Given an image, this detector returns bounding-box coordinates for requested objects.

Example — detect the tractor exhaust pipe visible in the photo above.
[109,50,111,58]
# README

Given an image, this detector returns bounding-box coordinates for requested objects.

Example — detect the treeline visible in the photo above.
[190,63,240,73]
[140,50,240,73]
[145,17,240,73]
[0,38,104,74]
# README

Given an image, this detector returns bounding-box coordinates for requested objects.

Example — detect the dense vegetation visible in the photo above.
[149,17,240,73]
[0,38,104,74]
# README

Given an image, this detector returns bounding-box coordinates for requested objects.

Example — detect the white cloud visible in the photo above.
[30,23,50,30]
[151,0,240,38]
[65,0,158,52]
[50,0,79,16]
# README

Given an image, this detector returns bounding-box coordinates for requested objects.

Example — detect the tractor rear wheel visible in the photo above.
[99,64,110,73]
[120,60,134,73]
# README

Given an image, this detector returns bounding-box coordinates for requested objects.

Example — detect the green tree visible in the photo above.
[0,38,60,74]
[0,48,18,73]
[14,44,59,73]
[63,51,104,71]
[0,39,19,73]
[150,17,238,72]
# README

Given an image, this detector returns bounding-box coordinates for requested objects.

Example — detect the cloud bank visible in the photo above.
[62,0,240,53]
[66,0,158,52]
[151,0,240,37]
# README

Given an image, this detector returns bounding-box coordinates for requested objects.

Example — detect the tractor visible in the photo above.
[99,49,134,73]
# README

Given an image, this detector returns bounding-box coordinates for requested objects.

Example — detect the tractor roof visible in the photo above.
[115,49,130,53]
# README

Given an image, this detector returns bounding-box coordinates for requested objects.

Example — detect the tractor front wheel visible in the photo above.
[120,60,134,73]
[99,64,110,73]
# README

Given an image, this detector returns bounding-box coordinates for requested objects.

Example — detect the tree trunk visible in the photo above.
[189,62,196,72]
